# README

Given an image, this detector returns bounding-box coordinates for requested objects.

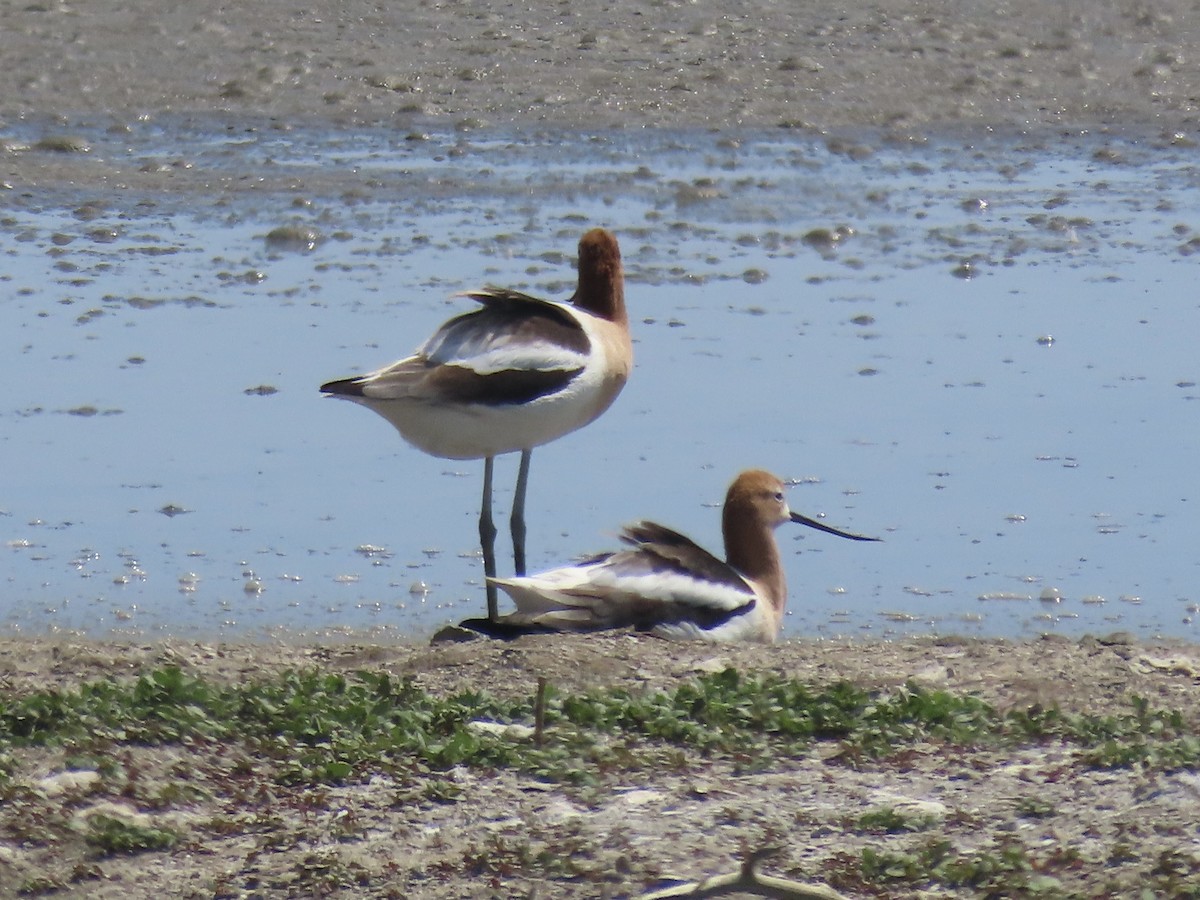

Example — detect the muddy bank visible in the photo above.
[4,632,1199,718]
[1,634,1199,897]
[4,0,1198,216]
[3,0,1197,135]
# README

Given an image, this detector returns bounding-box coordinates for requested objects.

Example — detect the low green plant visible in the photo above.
[422,779,464,803]
[857,805,939,833]
[1,665,1196,791]
[84,813,178,855]
[17,874,67,896]
[861,835,1071,895]
[1016,796,1057,819]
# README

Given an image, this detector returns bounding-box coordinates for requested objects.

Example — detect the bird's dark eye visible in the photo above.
[774,492,784,502]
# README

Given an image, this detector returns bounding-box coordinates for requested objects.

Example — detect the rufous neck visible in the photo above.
[723,512,787,612]
[574,230,627,325]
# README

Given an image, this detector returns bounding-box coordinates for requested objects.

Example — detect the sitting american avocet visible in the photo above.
[465,469,879,643]
[321,228,631,620]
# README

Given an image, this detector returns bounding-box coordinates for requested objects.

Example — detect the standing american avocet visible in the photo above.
[467,469,879,643]
[321,228,631,621]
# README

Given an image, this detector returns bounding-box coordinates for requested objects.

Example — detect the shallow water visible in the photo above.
[2,122,1198,642]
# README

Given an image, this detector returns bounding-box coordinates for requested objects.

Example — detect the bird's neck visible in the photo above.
[724,521,787,612]
[575,270,627,326]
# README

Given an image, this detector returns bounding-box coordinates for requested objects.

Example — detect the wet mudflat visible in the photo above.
[4,1,1199,642]
[3,123,1199,642]
[2,118,1199,900]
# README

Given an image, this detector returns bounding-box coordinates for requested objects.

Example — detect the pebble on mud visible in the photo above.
[34,135,91,153]
[264,225,324,252]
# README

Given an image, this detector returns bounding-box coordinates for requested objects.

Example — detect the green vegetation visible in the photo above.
[84,813,178,855]
[2,665,1198,788]
[841,836,1200,898]
[857,806,940,834]
[856,836,1076,896]
[1015,795,1057,819]
[2,664,1198,896]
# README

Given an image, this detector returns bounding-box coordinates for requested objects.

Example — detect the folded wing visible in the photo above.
[353,288,592,406]
[489,520,759,632]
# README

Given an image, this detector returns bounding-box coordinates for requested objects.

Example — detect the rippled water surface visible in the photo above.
[2,123,1198,641]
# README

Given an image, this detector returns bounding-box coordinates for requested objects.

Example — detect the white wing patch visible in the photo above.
[584,568,754,612]
[438,341,587,377]
[491,556,755,620]
[419,299,590,376]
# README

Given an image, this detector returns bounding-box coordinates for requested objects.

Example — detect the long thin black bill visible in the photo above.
[790,511,881,542]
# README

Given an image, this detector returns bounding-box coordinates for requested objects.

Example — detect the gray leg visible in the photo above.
[479,456,499,620]
[511,449,532,577]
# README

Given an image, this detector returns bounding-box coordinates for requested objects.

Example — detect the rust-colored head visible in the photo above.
[573,228,626,324]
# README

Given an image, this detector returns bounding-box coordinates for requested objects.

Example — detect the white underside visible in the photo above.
[355,376,612,459]
[340,300,628,459]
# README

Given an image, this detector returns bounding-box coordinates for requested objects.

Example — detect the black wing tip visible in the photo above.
[320,377,365,397]
[618,521,650,546]
[459,286,546,306]
[619,520,692,547]
[433,618,559,642]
